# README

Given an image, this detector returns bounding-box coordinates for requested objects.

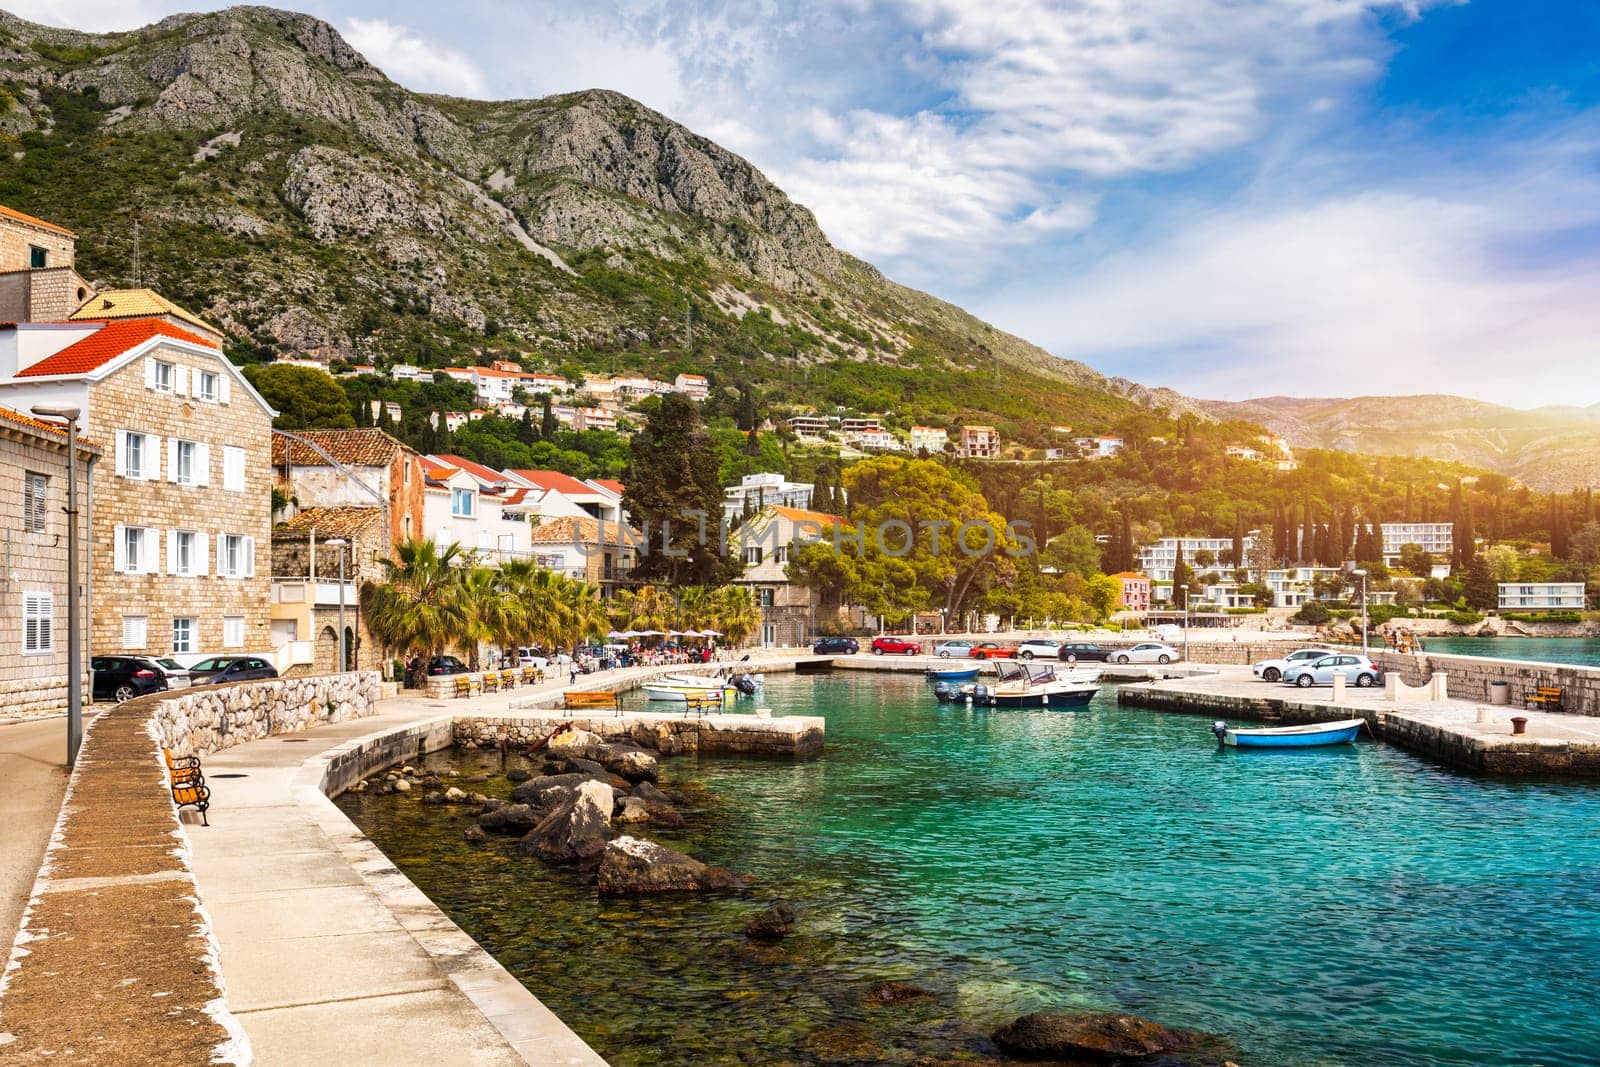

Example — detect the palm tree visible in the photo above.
[621,584,675,633]
[457,564,522,668]
[711,585,762,647]
[361,539,471,666]
[673,585,713,630]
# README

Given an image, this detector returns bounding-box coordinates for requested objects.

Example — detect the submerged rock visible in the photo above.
[506,768,533,783]
[476,802,541,835]
[392,777,411,793]
[518,780,615,863]
[991,1011,1204,1062]
[596,835,749,894]
[463,825,487,843]
[547,727,602,755]
[510,771,607,810]
[866,981,935,1005]
[745,902,797,941]
[591,742,658,782]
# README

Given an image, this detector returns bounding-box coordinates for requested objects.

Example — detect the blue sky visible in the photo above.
[13,0,1600,406]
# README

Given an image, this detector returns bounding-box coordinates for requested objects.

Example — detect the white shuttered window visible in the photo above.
[23,592,52,654]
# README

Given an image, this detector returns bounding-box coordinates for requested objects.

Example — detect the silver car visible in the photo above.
[1111,642,1181,664]
[1251,647,1338,682]
[934,641,975,658]
[1282,654,1384,688]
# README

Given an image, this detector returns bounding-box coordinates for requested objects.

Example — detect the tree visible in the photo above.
[244,364,355,430]
[540,394,557,439]
[359,539,470,669]
[1396,543,1433,576]
[1462,552,1497,611]
[1572,522,1600,567]
[1230,520,1245,569]
[624,394,739,586]
[1043,525,1101,577]
[1248,524,1275,584]
[517,409,538,445]
[1171,549,1194,608]
[1482,543,1520,582]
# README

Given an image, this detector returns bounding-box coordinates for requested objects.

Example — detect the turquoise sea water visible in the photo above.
[1422,635,1600,667]
[341,674,1600,1066]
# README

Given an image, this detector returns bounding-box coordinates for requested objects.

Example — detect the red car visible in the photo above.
[871,636,922,656]
[969,642,1018,660]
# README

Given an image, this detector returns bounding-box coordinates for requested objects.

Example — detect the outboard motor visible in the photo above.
[1211,721,1229,745]
[933,681,953,703]
[733,673,758,696]
[972,684,989,705]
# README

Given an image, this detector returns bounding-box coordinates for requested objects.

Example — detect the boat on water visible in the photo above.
[663,672,764,690]
[1213,718,1365,748]
[642,684,729,703]
[948,661,1100,709]
[925,664,979,682]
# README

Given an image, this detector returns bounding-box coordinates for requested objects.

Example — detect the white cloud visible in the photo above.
[343,16,488,98]
[981,163,1600,407]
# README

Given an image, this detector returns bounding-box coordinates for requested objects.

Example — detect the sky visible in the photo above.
[10,0,1600,407]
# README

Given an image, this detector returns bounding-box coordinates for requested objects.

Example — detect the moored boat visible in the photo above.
[925,664,979,682]
[643,684,729,703]
[969,661,1099,709]
[1213,718,1365,748]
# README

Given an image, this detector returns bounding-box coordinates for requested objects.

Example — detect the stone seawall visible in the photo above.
[150,670,387,756]
[1373,651,1600,715]
[452,712,826,760]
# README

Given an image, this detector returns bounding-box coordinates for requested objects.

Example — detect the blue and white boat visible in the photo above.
[1213,718,1364,748]
[926,664,979,682]
[969,661,1099,709]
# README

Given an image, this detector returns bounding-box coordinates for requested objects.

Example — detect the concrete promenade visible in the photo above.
[0,717,69,960]
[1120,667,1600,774]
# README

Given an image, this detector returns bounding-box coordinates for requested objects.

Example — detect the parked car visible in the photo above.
[933,640,976,658]
[187,655,279,686]
[969,642,1018,660]
[1282,654,1384,689]
[1110,642,1182,664]
[1016,639,1061,660]
[1252,647,1339,682]
[91,655,171,703]
[427,655,471,676]
[1056,642,1113,663]
[147,656,192,689]
[813,637,860,654]
[871,636,922,656]
[509,647,551,670]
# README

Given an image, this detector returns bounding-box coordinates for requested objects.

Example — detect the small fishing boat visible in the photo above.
[643,684,729,703]
[1212,719,1364,748]
[663,671,764,690]
[925,664,979,682]
[968,661,1099,709]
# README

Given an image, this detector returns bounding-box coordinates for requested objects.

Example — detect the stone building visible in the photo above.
[528,515,638,593]
[731,504,847,647]
[0,203,93,322]
[270,506,389,674]
[0,316,276,659]
[0,405,98,718]
[271,428,427,549]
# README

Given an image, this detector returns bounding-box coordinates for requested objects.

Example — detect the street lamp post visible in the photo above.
[325,538,348,672]
[33,405,83,767]
[1352,568,1368,653]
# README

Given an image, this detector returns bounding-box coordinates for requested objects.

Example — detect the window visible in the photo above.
[223,446,245,492]
[29,245,47,269]
[23,472,46,533]
[153,360,175,393]
[115,526,156,574]
[775,546,790,564]
[222,616,244,648]
[121,431,146,479]
[174,440,196,485]
[172,617,196,654]
[123,615,148,649]
[758,588,775,607]
[743,546,763,565]
[452,488,475,518]
[218,534,254,578]
[23,592,52,654]
[197,370,220,402]
[170,531,197,576]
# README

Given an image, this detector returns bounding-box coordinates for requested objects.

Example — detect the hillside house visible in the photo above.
[958,425,1001,458]
[0,202,92,323]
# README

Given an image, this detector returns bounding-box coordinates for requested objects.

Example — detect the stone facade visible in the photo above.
[0,266,92,322]
[0,209,76,273]
[0,410,97,719]
[150,670,384,756]
[272,428,427,548]
[270,508,390,673]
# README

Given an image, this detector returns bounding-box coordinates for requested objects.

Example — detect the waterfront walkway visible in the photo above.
[0,717,69,961]
[1120,667,1600,773]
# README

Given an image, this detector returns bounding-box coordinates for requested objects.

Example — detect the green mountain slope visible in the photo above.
[1198,395,1600,492]
[0,5,1149,442]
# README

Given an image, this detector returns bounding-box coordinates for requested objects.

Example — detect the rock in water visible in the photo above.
[391,777,411,792]
[991,1011,1201,1062]
[463,825,487,843]
[510,772,607,810]
[745,902,797,941]
[476,803,541,835]
[596,835,749,894]
[590,743,658,782]
[866,981,935,1005]
[506,768,533,783]
[547,727,602,755]
[518,781,615,863]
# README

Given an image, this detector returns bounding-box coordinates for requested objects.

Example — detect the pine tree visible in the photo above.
[1462,551,1497,611]
[540,394,556,439]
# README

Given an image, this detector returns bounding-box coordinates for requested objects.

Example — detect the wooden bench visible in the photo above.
[162,748,211,826]
[1526,686,1565,712]
[563,690,619,716]
[520,666,539,687]
[683,691,724,718]
[482,671,500,694]
[453,675,475,698]
[499,669,517,690]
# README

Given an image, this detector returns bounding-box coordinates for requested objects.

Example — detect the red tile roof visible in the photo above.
[591,478,625,496]
[508,469,600,496]
[14,319,219,378]
[0,404,101,451]
[432,454,510,487]
[529,515,636,546]
[271,428,407,467]
[420,457,461,480]
[0,202,74,237]
[768,505,846,527]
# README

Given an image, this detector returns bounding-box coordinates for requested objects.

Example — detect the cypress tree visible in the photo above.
[1120,510,1135,573]
[811,466,830,514]
[517,408,538,445]
[1552,500,1571,560]
[1171,546,1192,608]
[1302,503,1316,563]
[540,394,557,439]
[833,471,847,517]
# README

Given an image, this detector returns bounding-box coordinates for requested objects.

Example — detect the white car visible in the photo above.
[1110,642,1181,664]
[1016,639,1062,660]
[1251,647,1338,683]
[510,647,551,670]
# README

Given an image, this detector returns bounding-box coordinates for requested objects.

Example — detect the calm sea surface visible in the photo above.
[340,672,1600,1066]
[1421,635,1600,667]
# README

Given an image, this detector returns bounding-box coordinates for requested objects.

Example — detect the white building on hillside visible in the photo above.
[674,373,709,400]
[1380,522,1453,565]
[1498,582,1585,611]
[910,426,947,453]
[723,471,815,522]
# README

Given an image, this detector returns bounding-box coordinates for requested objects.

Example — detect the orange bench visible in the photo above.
[563,690,619,716]
[163,748,211,826]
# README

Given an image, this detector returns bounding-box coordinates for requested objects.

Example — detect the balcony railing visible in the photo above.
[271,577,358,607]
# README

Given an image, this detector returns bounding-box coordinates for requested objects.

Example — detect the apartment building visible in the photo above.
[1108,572,1152,612]
[0,316,276,658]
[958,425,1001,458]
[910,426,948,453]
[1380,522,1454,565]
[1136,535,1257,600]
[269,506,387,673]
[1498,582,1586,611]
[271,427,427,547]
[0,405,98,718]
[722,471,814,522]
[421,455,532,561]
[787,414,830,438]
[674,373,709,400]
[528,515,637,592]
[731,504,846,646]
[506,469,625,526]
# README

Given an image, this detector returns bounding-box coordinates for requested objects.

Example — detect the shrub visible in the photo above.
[1501,612,1582,624]
[1292,602,1331,625]
[1444,610,1483,625]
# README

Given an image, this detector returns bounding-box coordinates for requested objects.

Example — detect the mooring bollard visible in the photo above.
[1510,716,1529,736]
[1476,706,1494,725]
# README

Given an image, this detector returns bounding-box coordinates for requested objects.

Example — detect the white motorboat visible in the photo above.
[642,684,728,703]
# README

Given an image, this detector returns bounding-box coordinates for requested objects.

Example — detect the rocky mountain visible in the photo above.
[0,5,1137,437]
[1198,394,1600,491]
